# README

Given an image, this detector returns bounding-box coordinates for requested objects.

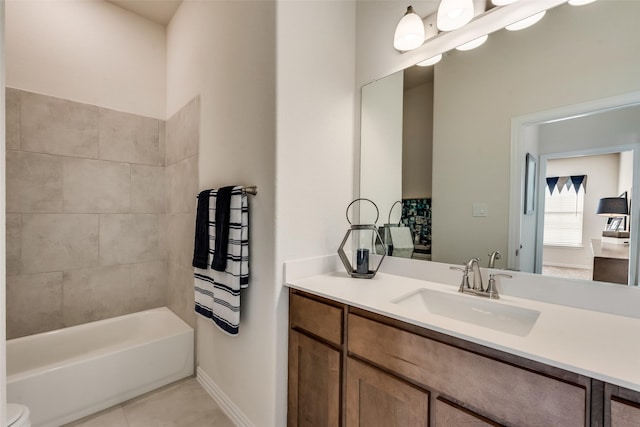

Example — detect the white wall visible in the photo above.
[6,0,166,119]
[360,71,403,222]
[167,1,355,425]
[275,1,355,423]
[1,1,7,420]
[167,2,277,425]
[619,151,633,199]
[403,77,433,199]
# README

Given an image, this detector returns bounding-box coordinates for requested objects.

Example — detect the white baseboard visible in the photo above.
[197,367,255,427]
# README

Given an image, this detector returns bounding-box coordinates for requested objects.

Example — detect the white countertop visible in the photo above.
[286,269,640,392]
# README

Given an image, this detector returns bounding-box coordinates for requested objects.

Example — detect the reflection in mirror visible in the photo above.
[359,1,640,286]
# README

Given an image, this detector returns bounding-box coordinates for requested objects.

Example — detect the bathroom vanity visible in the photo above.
[286,268,640,426]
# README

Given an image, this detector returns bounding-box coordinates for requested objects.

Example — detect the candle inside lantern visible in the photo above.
[356,248,369,274]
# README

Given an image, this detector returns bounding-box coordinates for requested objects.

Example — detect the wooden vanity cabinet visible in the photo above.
[288,291,345,427]
[288,289,599,426]
[346,357,429,426]
[605,383,640,426]
[347,311,590,426]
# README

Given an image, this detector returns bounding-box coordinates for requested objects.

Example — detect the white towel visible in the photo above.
[194,186,249,336]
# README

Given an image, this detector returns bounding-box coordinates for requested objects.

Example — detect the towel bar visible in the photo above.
[196,186,258,198]
[243,186,258,195]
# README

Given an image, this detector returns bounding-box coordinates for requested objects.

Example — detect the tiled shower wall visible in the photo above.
[165,97,199,329]
[5,89,200,338]
[5,88,168,339]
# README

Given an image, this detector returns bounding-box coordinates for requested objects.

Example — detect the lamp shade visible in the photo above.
[596,197,629,216]
[437,0,474,32]
[394,6,425,51]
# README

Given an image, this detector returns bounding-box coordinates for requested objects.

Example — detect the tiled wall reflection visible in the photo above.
[4,88,188,338]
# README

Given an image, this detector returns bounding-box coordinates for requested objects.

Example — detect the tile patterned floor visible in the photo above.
[63,378,234,427]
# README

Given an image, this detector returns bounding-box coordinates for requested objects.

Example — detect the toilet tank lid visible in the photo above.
[7,403,28,425]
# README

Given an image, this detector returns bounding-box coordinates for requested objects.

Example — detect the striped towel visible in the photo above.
[194,186,249,336]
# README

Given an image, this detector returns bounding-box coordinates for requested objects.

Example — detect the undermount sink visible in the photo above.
[392,288,540,336]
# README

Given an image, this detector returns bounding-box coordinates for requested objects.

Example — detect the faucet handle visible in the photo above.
[486,273,512,300]
[450,266,470,292]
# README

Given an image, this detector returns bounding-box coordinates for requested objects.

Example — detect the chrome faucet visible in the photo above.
[466,257,484,291]
[450,257,512,299]
[488,251,501,268]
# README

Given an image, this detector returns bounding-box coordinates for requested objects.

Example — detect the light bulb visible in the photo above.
[393,6,425,51]
[492,0,519,5]
[568,0,597,5]
[417,54,443,67]
[437,0,474,32]
[505,10,546,31]
[455,34,489,51]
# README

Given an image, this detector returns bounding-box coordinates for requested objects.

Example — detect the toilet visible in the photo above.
[6,403,31,427]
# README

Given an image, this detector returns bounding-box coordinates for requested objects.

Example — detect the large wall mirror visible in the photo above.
[360,0,640,286]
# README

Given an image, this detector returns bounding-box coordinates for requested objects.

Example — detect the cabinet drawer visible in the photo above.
[290,293,343,345]
[348,314,587,427]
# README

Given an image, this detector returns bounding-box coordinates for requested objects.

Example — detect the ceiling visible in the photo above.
[106,0,182,26]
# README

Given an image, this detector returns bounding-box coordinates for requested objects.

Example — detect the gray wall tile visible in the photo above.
[167,214,196,268]
[166,97,199,165]
[158,121,166,167]
[21,91,99,158]
[63,265,132,326]
[21,214,99,274]
[6,214,21,277]
[63,157,130,213]
[130,261,168,312]
[159,214,169,261]
[6,88,21,150]
[166,155,198,214]
[131,165,165,213]
[6,150,63,213]
[167,262,196,328]
[99,108,160,165]
[6,272,64,339]
[100,214,160,266]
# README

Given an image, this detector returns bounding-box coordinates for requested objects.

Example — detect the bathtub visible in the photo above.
[7,307,194,427]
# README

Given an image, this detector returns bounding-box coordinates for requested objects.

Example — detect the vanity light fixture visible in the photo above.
[437,0,475,32]
[417,54,443,66]
[455,34,489,51]
[568,0,597,5]
[394,6,425,51]
[505,10,546,31]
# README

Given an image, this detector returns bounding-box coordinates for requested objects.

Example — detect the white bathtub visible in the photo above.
[7,307,194,427]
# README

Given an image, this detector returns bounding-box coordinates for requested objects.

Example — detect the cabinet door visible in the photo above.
[288,330,341,427]
[611,398,640,427]
[346,357,428,427]
[434,397,501,426]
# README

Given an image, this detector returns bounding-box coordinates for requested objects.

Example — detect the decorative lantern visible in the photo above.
[337,198,386,279]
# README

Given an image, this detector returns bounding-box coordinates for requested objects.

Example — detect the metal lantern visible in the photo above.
[337,198,386,279]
